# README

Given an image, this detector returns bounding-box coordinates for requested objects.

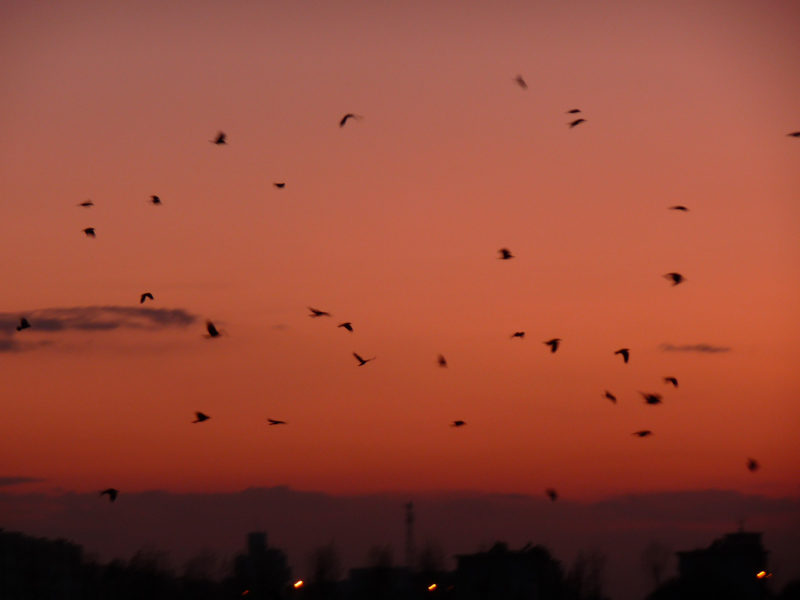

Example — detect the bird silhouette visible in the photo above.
[100,488,118,502]
[664,377,678,388]
[268,418,287,425]
[451,420,466,427]
[338,322,353,332]
[499,248,514,260]
[544,338,561,353]
[438,354,448,367]
[309,307,331,317]
[641,392,663,405]
[615,348,630,363]
[633,430,653,437]
[83,228,96,237]
[273,182,285,189]
[205,320,220,338]
[747,458,760,472]
[353,352,375,366]
[568,118,586,128]
[545,488,558,502]
[193,412,211,423]
[211,132,226,145]
[668,205,689,211]
[787,132,800,137]
[78,200,94,207]
[513,75,528,90]
[16,317,30,332]
[604,390,617,403]
[511,332,525,339]
[664,272,685,286]
[150,195,161,205]
[140,293,154,304]
[566,109,581,114]
[340,114,362,127]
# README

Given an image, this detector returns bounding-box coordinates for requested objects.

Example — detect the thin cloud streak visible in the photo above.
[0,306,197,332]
[659,343,732,353]
[0,476,45,487]
[0,307,199,352]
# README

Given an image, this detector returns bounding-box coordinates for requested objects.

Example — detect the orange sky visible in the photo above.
[1,0,798,500]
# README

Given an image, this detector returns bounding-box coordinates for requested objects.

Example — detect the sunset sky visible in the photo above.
[1,0,799,556]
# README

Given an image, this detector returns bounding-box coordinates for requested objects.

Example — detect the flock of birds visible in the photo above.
[14,76,794,504]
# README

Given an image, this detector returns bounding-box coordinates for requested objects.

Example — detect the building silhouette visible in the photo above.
[647,531,772,600]
[231,532,291,599]
[452,542,567,600]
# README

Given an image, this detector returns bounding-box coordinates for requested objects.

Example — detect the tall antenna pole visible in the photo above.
[405,501,416,570]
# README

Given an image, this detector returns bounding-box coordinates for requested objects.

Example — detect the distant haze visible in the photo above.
[1,487,799,600]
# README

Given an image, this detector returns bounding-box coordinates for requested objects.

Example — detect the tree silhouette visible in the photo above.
[565,548,610,600]
[641,541,673,592]
[307,543,343,599]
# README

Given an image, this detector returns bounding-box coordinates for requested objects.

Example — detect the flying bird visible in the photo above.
[566,109,581,114]
[205,320,220,338]
[438,354,448,367]
[604,391,617,403]
[211,132,226,145]
[338,322,353,332]
[16,318,30,331]
[78,200,94,207]
[544,338,561,353]
[353,353,375,366]
[149,195,161,205]
[513,75,528,90]
[339,113,362,127]
[633,430,653,437]
[787,132,800,137]
[664,377,678,388]
[641,392,663,405]
[140,292,154,304]
[747,458,760,472]
[568,118,586,128]
[451,420,466,427]
[193,412,211,423]
[511,332,525,339]
[273,182,285,189]
[545,488,558,502]
[664,272,685,286]
[100,488,118,502]
[615,348,630,363]
[308,307,331,317]
[498,248,514,260]
[668,205,689,211]
[268,418,287,426]
[83,228,96,237]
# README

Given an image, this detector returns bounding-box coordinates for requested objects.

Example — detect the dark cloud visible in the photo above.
[0,307,199,351]
[0,476,45,487]
[0,339,19,352]
[660,343,731,353]
[0,338,53,353]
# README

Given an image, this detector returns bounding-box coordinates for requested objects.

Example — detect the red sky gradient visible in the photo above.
[1,1,798,502]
